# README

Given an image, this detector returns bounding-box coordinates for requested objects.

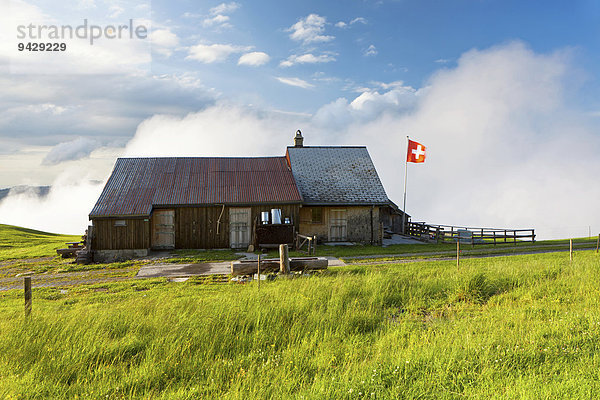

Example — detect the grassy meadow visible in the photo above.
[1,246,600,398]
[0,224,80,262]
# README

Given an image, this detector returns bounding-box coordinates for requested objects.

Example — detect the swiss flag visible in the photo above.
[407,139,426,163]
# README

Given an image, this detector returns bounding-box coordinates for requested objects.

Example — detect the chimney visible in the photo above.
[294,129,304,147]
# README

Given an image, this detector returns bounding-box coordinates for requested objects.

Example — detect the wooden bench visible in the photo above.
[57,241,85,258]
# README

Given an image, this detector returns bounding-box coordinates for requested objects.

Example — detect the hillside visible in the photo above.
[0,224,80,261]
[1,227,599,398]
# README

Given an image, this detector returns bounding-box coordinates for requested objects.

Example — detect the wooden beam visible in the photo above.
[231,257,328,276]
[280,244,290,274]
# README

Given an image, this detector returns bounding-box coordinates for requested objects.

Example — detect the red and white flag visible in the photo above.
[406,139,426,163]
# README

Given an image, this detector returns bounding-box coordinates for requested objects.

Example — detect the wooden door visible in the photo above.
[329,209,347,241]
[229,207,251,248]
[152,209,175,249]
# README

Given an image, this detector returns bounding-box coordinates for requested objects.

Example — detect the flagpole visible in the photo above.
[402,135,409,234]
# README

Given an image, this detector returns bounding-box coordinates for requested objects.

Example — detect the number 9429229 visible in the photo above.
[18,42,66,51]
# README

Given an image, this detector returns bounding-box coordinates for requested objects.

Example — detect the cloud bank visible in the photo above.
[2,41,598,239]
[42,137,100,165]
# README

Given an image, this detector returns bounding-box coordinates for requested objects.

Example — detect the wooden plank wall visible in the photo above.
[174,206,229,249]
[93,204,300,250]
[91,218,150,250]
[173,204,299,249]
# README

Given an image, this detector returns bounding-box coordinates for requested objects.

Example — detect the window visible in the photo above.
[311,208,322,224]
[114,220,127,227]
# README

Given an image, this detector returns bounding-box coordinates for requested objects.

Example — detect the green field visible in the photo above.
[1,225,600,398]
[0,224,80,262]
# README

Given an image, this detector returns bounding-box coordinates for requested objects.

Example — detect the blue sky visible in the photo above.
[145,0,600,112]
[1,0,600,237]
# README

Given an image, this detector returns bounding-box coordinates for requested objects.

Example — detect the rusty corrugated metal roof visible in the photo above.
[89,157,302,218]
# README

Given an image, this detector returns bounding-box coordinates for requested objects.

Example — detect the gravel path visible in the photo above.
[2,243,594,291]
[343,242,598,261]
[0,268,135,291]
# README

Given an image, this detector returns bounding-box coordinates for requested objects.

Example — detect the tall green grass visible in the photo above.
[1,251,599,398]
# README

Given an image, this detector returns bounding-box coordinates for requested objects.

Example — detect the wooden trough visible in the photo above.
[231,257,328,276]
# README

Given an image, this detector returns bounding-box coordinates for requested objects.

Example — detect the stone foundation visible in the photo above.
[93,249,148,263]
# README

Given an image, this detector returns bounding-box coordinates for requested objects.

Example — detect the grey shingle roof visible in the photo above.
[286,146,389,205]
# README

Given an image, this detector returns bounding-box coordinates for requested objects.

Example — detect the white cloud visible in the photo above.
[108,5,124,18]
[287,14,334,44]
[313,85,417,129]
[150,29,179,57]
[123,104,307,159]
[238,51,270,66]
[341,42,596,239]
[203,2,240,29]
[182,12,201,18]
[335,17,367,28]
[350,17,367,25]
[76,0,96,9]
[42,137,100,165]
[0,72,218,167]
[364,81,415,93]
[280,53,336,67]
[203,14,230,27]
[187,43,252,63]
[364,44,377,57]
[0,1,151,75]
[0,171,104,234]
[275,77,315,89]
[209,2,240,15]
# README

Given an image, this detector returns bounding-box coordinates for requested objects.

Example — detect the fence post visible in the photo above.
[596,234,599,254]
[279,244,290,274]
[24,277,32,317]
[457,240,460,270]
[257,254,261,290]
[570,239,573,263]
[513,231,517,246]
[493,231,496,246]
[504,230,507,243]
[532,230,535,243]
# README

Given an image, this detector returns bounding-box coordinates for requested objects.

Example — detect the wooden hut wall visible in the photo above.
[91,218,150,250]
[174,206,230,249]
[173,204,299,249]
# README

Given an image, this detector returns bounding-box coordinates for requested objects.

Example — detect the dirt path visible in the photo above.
[136,262,231,278]
[344,245,597,265]
[2,244,595,291]
[0,256,54,268]
[342,243,598,262]
[0,268,135,291]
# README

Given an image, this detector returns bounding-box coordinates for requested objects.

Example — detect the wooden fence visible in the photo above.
[406,222,535,245]
[295,234,317,255]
